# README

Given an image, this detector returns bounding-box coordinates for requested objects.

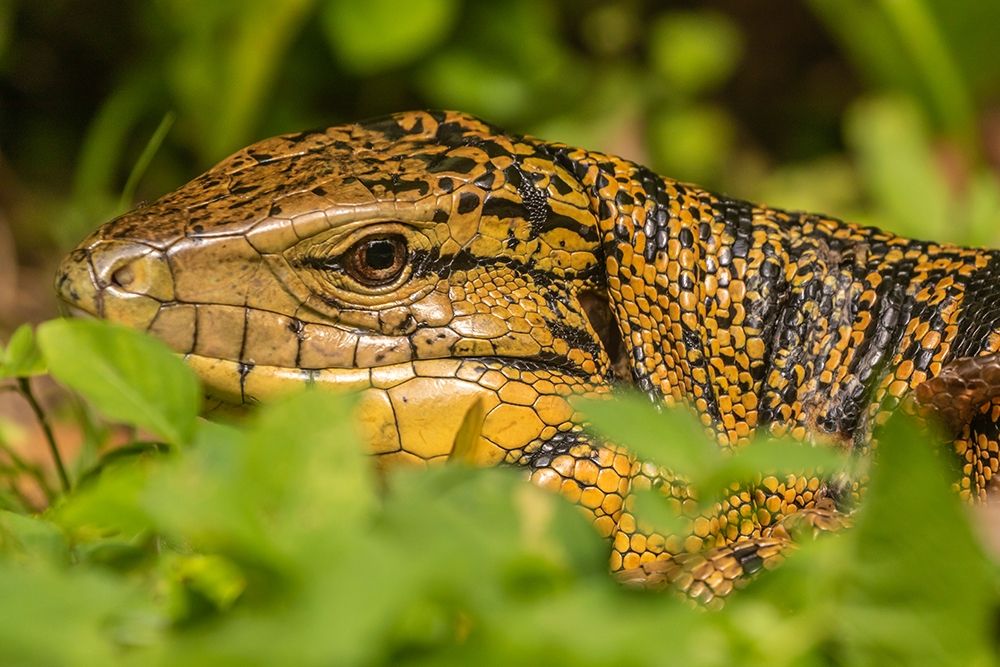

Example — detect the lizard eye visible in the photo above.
[342,234,408,287]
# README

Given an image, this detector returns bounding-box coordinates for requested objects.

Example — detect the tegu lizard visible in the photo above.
[56,110,1000,603]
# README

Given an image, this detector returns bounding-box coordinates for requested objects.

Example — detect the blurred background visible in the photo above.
[1,0,999,334]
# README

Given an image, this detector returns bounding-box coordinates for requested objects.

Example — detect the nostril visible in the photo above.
[91,241,175,302]
[111,264,136,289]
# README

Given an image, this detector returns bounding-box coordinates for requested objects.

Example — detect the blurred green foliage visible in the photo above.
[0,318,997,665]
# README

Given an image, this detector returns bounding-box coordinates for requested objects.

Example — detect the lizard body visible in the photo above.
[56,110,1000,602]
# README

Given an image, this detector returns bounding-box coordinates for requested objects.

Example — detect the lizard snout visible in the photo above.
[56,239,174,330]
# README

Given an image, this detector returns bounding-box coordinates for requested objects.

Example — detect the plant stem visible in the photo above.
[118,110,176,211]
[0,440,54,504]
[1,475,40,512]
[16,378,70,493]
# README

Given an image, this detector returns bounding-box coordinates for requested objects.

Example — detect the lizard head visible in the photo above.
[56,110,622,465]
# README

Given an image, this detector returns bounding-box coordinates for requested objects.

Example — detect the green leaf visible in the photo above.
[697,438,851,499]
[379,464,606,598]
[416,1,577,124]
[843,414,997,665]
[166,553,246,614]
[55,452,157,538]
[132,392,371,569]
[0,511,68,564]
[118,111,176,211]
[36,318,200,446]
[322,0,458,74]
[0,324,46,378]
[810,0,975,142]
[963,171,1000,247]
[0,562,140,665]
[140,420,277,562]
[630,488,687,537]
[417,50,533,122]
[575,393,721,480]
[242,390,373,543]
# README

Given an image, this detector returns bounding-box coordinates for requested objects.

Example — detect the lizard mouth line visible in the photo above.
[58,304,98,320]
[187,352,595,383]
[182,353,599,410]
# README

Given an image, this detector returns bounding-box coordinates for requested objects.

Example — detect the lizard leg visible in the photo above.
[523,432,855,603]
[615,504,852,606]
[523,431,636,542]
[609,469,854,604]
[616,537,789,607]
[951,398,1000,501]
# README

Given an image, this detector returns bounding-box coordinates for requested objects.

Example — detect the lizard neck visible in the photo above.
[549,140,935,448]
[547,139,1000,449]
[549,142,763,443]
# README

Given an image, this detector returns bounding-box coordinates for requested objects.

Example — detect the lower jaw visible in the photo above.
[185,354,604,467]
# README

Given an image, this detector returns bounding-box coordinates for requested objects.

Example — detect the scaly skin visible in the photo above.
[56,111,1000,604]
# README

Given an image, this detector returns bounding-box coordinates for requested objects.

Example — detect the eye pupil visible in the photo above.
[364,240,396,270]
[340,233,408,287]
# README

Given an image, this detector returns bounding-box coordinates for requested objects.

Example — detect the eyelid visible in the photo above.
[296,220,417,258]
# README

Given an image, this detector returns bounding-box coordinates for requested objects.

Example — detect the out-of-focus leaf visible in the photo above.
[845,96,951,239]
[418,50,533,123]
[322,0,458,74]
[0,511,67,563]
[576,393,720,480]
[580,4,638,57]
[872,0,974,139]
[65,73,157,246]
[921,0,1000,97]
[118,111,176,211]
[810,0,918,97]
[0,324,45,378]
[77,441,170,488]
[139,419,277,562]
[697,438,850,499]
[477,585,708,666]
[0,563,139,665]
[37,319,200,445]
[56,452,156,537]
[395,465,602,570]
[649,10,742,97]
[166,553,246,614]
[241,390,373,543]
[528,64,644,157]
[749,156,862,220]
[843,414,996,665]
[630,488,687,537]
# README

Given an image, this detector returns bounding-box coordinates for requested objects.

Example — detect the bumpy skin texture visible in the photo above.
[57,110,1000,604]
